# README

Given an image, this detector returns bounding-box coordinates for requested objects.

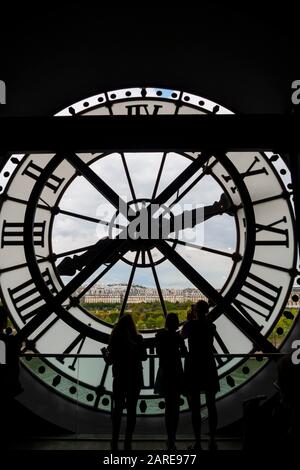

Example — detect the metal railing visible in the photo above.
[18,352,288,358]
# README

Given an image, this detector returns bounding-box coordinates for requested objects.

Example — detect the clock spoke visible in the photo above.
[174,239,235,259]
[119,251,140,318]
[120,152,137,203]
[152,151,211,206]
[147,250,167,318]
[16,239,129,342]
[151,152,167,200]
[54,243,103,261]
[156,240,277,353]
[75,258,121,300]
[65,153,133,220]
[156,240,223,302]
[58,208,126,230]
[169,157,218,208]
[2,190,125,230]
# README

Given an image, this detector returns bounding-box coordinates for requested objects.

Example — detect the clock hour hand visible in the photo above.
[204,192,236,218]
[57,238,122,276]
[164,193,235,234]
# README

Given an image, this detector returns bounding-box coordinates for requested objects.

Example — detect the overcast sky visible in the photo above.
[52,152,236,291]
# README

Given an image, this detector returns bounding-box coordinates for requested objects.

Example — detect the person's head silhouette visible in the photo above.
[193,300,209,320]
[0,305,8,333]
[186,307,195,321]
[165,313,179,332]
[112,313,138,339]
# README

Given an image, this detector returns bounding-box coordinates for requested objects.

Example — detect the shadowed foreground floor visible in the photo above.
[7,434,242,451]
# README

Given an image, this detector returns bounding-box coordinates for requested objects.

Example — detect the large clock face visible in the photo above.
[0,87,298,419]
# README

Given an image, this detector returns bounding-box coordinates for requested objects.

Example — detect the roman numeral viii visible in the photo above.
[233,272,282,325]
[8,269,57,322]
[1,220,46,247]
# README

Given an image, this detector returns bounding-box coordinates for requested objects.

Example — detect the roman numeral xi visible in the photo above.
[22,160,65,193]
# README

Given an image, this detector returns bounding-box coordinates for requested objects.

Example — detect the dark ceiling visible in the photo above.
[0,5,298,116]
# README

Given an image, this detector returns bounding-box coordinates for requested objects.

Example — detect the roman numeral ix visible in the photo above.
[1,220,46,247]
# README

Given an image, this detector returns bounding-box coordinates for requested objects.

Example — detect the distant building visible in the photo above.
[78,284,300,308]
[79,284,206,304]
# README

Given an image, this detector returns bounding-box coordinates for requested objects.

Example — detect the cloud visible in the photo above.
[52,152,237,290]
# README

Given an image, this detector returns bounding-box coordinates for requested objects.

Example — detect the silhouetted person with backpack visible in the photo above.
[108,314,147,451]
[154,313,187,450]
[182,300,219,451]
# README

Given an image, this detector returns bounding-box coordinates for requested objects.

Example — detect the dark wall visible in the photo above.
[0,4,298,116]
[0,4,298,437]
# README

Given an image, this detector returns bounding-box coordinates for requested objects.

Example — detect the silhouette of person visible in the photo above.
[154,313,187,450]
[0,305,22,450]
[181,300,219,451]
[108,314,147,451]
[277,351,300,443]
[186,307,194,322]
